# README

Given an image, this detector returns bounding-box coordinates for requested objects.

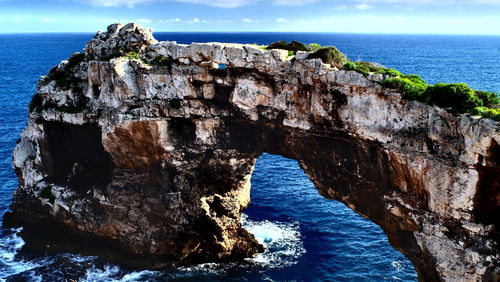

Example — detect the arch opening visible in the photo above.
[241,153,417,281]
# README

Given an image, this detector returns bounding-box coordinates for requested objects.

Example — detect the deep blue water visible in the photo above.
[0,32,499,281]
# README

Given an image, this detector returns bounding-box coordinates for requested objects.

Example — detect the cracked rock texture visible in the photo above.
[5,23,499,281]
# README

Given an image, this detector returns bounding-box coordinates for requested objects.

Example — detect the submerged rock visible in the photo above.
[5,23,499,280]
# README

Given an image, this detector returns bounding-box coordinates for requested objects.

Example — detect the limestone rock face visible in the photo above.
[5,23,499,280]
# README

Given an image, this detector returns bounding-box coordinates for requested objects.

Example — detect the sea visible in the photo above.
[0,32,499,281]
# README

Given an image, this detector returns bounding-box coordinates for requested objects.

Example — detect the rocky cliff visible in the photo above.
[5,23,499,281]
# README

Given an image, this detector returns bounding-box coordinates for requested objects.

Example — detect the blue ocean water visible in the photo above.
[0,32,499,281]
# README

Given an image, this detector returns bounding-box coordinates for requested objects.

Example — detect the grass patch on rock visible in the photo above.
[344,61,402,77]
[308,46,349,69]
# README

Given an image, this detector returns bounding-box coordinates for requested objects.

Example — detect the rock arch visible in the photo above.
[6,23,499,281]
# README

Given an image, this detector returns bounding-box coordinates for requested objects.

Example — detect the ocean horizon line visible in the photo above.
[1,31,500,37]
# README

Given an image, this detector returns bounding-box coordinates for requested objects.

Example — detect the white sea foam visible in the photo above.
[0,214,305,281]
[81,265,122,282]
[241,214,306,268]
[0,228,41,279]
[174,214,306,277]
[391,260,403,272]
[81,264,160,282]
[62,253,97,264]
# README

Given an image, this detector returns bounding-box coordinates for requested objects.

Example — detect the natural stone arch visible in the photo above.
[6,23,499,281]
[219,120,436,280]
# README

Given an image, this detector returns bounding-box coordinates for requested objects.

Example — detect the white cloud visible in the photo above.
[355,3,372,9]
[275,17,290,23]
[176,0,252,7]
[75,0,500,9]
[158,18,181,23]
[271,0,318,5]
[186,17,211,23]
[75,0,318,8]
[78,0,152,7]
[241,18,253,23]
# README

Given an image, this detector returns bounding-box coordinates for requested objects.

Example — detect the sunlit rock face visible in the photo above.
[5,23,499,281]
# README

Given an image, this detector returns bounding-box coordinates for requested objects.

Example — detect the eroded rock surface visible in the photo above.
[5,23,499,281]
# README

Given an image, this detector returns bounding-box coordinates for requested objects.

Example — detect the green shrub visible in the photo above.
[383,68,403,77]
[472,107,500,121]
[126,51,141,60]
[288,41,309,52]
[483,108,500,121]
[383,77,428,101]
[151,55,174,69]
[28,93,43,113]
[343,61,402,76]
[427,83,483,113]
[169,98,182,109]
[475,90,499,108]
[266,41,289,50]
[99,46,133,61]
[352,62,371,75]
[375,65,497,121]
[307,43,322,52]
[40,185,55,203]
[266,40,309,55]
[403,74,426,84]
[308,47,349,69]
[343,62,357,71]
[67,52,85,68]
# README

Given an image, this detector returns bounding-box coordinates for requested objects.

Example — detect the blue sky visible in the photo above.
[1,0,500,34]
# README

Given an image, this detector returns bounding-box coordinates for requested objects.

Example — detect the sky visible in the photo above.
[0,0,500,34]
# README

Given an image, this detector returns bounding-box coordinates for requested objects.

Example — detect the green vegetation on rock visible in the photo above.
[426,83,483,113]
[382,75,428,101]
[151,55,174,70]
[475,90,500,108]
[68,52,85,68]
[307,43,322,52]
[266,40,309,54]
[308,47,349,69]
[381,73,499,120]
[471,107,500,121]
[265,41,348,68]
[126,51,141,60]
[344,61,402,77]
